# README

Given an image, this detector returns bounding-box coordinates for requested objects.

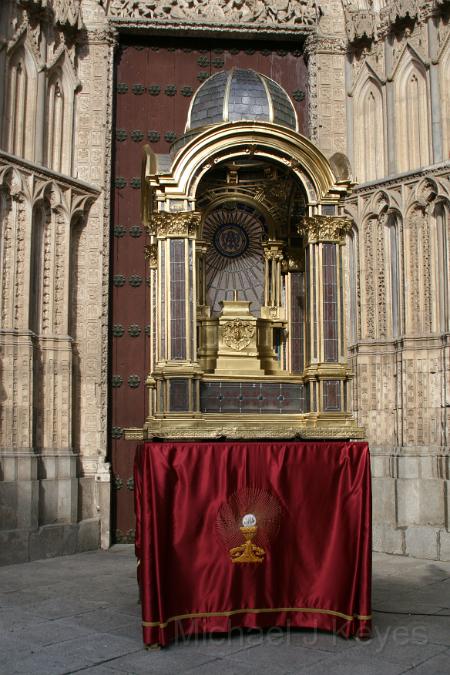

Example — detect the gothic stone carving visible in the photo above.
[344,9,377,43]
[345,0,445,45]
[18,0,83,29]
[382,0,421,26]
[101,0,322,26]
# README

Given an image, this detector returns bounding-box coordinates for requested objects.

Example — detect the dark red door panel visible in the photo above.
[111,37,308,542]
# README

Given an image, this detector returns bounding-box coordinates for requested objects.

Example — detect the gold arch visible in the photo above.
[144,121,347,207]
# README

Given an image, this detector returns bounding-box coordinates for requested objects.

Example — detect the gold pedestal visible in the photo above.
[214,300,278,376]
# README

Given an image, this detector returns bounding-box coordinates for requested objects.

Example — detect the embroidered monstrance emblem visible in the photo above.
[217,488,281,564]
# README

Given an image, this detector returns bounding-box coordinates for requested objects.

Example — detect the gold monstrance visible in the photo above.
[229,513,265,564]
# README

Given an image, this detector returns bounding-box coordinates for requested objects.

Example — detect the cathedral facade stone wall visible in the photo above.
[0,0,448,563]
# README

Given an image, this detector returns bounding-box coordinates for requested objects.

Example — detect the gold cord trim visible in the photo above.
[142,606,372,628]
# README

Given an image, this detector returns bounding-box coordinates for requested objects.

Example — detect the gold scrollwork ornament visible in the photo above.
[149,211,201,238]
[222,319,256,351]
[298,215,352,244]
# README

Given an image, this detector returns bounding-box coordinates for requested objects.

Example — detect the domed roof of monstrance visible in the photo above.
[185,68,298,133]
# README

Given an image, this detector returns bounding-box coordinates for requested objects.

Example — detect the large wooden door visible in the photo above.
[111,36,309,542]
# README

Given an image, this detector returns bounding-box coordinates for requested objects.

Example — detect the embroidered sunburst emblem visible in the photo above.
[217,488,282,564]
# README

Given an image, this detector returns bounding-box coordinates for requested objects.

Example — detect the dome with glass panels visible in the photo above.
[185,68,298,132]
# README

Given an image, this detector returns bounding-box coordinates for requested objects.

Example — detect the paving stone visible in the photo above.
[0,607,49,631]
[65,607,140,633]
[184,656,281,675]
[1,548,450,675]
[5,649,90,675]
[348,635,447,667]
[39,631,142,665]
[106,648,217,674]
[184,631,280,657]
[288,629,361,653]
[0,633,34,659]
[6,632,142,674]
[225,642,332,673]
[8,616,94,647]
[288,650,410,675]
[76,667,130,674]
[23,596,110,620]
[105,621,143,645]
[372,611,450,646]
[406,648,450,674]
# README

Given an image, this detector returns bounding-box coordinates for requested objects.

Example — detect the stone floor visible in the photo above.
[0,547,449,675]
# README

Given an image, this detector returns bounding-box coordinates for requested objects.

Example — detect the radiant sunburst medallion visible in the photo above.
[204,204,265,316]
[217,488,282,564]
[213,223,249,258]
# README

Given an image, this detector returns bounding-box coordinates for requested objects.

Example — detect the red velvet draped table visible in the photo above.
[134,441,372,647]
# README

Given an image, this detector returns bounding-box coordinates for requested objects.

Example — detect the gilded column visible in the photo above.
[145,241,158,418]
[195,240,208,311]
[149,211,201,416]
[262,240,284,309]
[298,215,352,415]
[284,252,304,375]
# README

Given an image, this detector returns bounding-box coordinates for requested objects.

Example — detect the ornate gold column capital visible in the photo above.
[262,240,284,260]
[298,215,353,245]
[148,211,202,238]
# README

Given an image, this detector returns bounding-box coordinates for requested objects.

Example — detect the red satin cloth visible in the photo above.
[134,441,371,646]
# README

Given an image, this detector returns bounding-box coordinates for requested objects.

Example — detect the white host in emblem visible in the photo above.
[242,513,257,527]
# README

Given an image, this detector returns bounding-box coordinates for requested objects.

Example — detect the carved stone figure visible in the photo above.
[104,0,321,25]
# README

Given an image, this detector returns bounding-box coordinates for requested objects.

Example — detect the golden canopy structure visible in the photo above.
[127,69,364,440]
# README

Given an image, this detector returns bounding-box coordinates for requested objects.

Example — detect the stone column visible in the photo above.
[298,215,352,415]
[344,52,354,170]
[73,15,118,550]
[0,182,38,546]
[427,17,443,163]
[0,4,9,147]
[385,36,396,175]
[35,200,78,530]
[150,211,201,415]
[34,15,47,166]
